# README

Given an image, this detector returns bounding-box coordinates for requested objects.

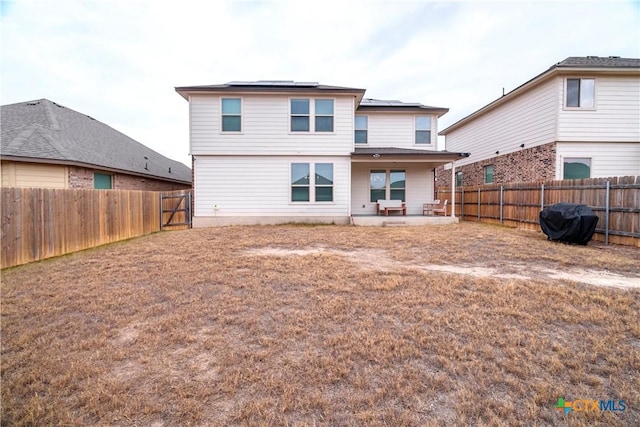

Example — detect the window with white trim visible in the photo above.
[415,116,432,144]
[291,99,310,132]
[221,98,241,132]
[563,158,591,179]
[291,163,334,202]
[315,99,334,132]
[370,169,406,202]
[566,78,595,108]
[355,115,368,144]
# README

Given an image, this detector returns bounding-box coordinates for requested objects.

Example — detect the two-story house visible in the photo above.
[438,56,640,187]
[175,81,467,227]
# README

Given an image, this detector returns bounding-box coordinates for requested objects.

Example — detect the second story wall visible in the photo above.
[557,74,640,142]
[355,112,439,150]
[190,94,356,156]
[444,78,558,167]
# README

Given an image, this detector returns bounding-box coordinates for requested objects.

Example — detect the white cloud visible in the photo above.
[2,0,639,165]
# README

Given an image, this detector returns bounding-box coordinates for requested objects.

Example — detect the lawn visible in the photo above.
[1,223,639,426]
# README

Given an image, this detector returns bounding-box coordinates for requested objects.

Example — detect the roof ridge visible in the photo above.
[41,99,61,130]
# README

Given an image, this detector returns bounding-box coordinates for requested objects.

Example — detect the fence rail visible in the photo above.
[436,176,639,247]
[1,188,192,269]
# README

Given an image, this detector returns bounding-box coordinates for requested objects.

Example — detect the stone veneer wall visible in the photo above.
[68,166,191,191]
[437,142,557,187]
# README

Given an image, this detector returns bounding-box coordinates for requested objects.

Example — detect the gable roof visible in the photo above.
[357,98,449,116]
[1,99,191,184]
[440,56,640,135]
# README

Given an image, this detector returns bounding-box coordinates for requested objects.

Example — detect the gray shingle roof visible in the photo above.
[352,147,468,158]
[1,99,191,184]
[554,56,640,69]
[357,98,449,115]
[175,81,366,100]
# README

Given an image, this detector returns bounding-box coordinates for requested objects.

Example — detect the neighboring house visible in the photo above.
[1,99,192,190]
[437,56,640,187]
[175,81,467,227]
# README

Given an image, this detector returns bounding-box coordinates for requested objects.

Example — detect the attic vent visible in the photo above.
[87,116,95,120]
[168,167,172,174]
[586,55,599,59]
[609,56,620,59]
[26,102,40,106]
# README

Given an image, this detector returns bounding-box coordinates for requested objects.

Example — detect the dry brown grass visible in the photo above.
[2,222,639,426]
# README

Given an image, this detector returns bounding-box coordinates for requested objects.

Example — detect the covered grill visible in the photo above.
[539,203,599,245]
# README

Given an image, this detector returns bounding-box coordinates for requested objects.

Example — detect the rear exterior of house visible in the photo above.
[438,56,640,187]
[176,81,466,227]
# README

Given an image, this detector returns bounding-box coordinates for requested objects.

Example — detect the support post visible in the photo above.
[450,163,456,217]
[540,183,545,211]
[477,187,481,222]
[605,180,610,245]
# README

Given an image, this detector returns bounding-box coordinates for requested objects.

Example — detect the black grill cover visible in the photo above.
[539,203,599,245]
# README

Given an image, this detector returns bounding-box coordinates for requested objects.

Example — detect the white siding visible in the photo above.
[556,142,640,179]
[351,162,435,215]
[194,155,351,219]
[363,113,438,149]
[558,75,640,142]
[190,94,355,156]
[445,78,558,167]
[0,162,67,188]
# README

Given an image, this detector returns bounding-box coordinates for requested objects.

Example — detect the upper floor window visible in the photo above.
[291,99,310,132]
[355,116,368,144]
[415,116,432,144]
[484,165,494,184]
[566,78,595,109]
[315,99,334,132]
[221,98,242,132]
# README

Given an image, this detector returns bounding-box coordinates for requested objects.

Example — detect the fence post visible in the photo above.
[540,183,545,211]
[461,187,464,221]
[477,187,481,222]
[499,185,504,224]
[605,180,610,245]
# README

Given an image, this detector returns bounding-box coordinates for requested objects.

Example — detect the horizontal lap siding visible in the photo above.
[194,156,350,217]
[365,113,437,149]
[351,163,435,215]
[445,78,558,167]
[556,142,640,178]
[558,75,640,142]
[191,95,354,155]
[1,162,68,188]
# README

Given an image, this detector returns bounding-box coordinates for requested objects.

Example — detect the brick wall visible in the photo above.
[68,166,191,191]
[437,142,557,187]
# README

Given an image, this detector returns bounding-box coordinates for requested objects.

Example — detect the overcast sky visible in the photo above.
[2,0,639,166]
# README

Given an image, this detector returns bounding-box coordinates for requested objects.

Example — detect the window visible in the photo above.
[291,163,334,202]
[370,169,406,202]
[291,163,310,201]
[315,99,334,132]
[221,98,241,131]
[94,172,112,189]
[563,158,591,179]
[291,99,310,132]
[484,165,494,184]
[415,116,432,144]
[355,116,368,144]
[456,171,463,187]
[566,78,595,108]
[315,163,333,202]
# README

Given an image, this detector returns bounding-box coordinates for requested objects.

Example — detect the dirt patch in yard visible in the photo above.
[245,246,640,289]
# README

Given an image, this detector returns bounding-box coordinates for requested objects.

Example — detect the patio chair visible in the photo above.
[432,199,448,216]
[422,200,440,216]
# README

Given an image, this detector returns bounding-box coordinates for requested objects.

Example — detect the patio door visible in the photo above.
[370,169,405,202]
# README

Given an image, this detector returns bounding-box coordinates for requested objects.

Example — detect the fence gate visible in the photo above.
[160,192,192,229]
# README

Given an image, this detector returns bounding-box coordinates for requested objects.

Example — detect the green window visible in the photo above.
[94,172,112,189]
[456,171,463,187]
[563,158,591,179]
[315,99,334,132]
[355,116,368,144]
[222,98,241,132]
[415,116,431,144]
[291,99,310,132]
[484,165,494,184]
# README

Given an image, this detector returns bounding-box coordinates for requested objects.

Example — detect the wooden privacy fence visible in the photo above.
[436,176,639,247]
[1,188,192,269]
